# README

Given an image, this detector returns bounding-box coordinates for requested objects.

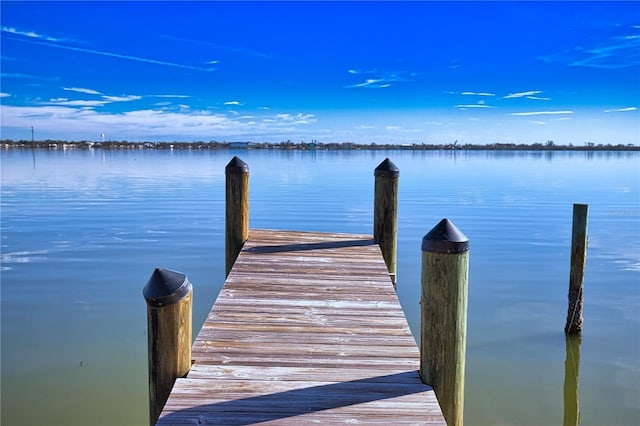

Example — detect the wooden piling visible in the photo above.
[420,218,469,426]
[143,268,193,425]
[374,158,399,285]
[225,156,249,276]
[565,203,588,335]
[563,334,582,426]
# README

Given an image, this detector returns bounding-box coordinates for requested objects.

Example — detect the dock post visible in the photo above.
[143,268,193,425]
[225,156,249,276]
[420,218,469,426]
[565,203,588,335]
[374,158,399,285]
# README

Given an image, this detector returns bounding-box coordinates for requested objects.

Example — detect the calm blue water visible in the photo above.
[1,148,639,425]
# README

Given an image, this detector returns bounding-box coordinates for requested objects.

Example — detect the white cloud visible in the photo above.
[63,87,102,95]
[504,90,542,99]
[510,111,574,116]
[206,60,219,64]
[530,121,547,125]
[14,37,217,72]
[455,104,494,109]
[385,126,402,131]
[347,78,392,89]
[1,104,318,140]
[47,99,109,107]
[102,95,142,102]
[1,26,63,42]
[224,101,242,106]
[526,96,551,101]
[604,107,637,113]
[0,92,10,98]
[150,94,191,99]
[461,91,495,96]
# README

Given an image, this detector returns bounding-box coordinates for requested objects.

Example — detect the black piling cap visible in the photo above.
[143,268,192,308]
[225,156,249,174]
[422,218,469,254]
[374,158,399,177]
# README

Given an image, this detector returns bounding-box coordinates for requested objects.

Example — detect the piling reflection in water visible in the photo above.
[563,334,582,426]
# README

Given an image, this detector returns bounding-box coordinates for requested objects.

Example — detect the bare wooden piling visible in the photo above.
[143,268,193,425]
[565,203,588,335]
[225,156,249,276]
[420,218,469,426]
[374,158,399,285]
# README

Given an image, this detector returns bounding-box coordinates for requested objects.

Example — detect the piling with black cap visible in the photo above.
[420,218,469,426]
[374,158,399,286]
[565,203,588,335]
[143,268,193,425]
[225,156,249,276]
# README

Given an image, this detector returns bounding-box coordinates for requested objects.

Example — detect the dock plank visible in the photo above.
[157,229,445,424]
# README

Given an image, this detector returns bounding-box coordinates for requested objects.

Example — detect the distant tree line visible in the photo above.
[1,139,638,151]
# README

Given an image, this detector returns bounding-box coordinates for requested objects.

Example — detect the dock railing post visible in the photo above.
[143,268,193,425]
[565,203,588,335]
[225,156,249,276]
[420,218,469,426]
[374,158,399,285]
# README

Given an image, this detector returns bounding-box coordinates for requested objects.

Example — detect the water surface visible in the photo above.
[1,148,638,425]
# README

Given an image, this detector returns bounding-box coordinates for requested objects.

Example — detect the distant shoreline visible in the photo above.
[2,139,639,151]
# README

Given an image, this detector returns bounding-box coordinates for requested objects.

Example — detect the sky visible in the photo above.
[1,1,639,145]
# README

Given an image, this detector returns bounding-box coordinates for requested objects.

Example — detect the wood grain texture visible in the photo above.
[420,250,468,426]
[566,203,588,335]
[148,290,192,425]
[157,229,445,425]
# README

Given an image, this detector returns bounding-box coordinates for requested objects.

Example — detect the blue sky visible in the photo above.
[1,1,638,144]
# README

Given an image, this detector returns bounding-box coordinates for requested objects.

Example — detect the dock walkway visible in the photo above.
[157,229,445,424]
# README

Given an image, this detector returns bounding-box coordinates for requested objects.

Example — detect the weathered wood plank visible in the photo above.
[157,229,445,424]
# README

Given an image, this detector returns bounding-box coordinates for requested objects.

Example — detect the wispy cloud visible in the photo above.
[63,87,102,95]
[510,111,573,116]
[1,26,64,42]
[102,95,142,102]
[540,25,640,69]
[149,94,191,99]
[346,69,414,89]
[604,106,637,113]
[47,99,109,107]
[1,104,318,140]
[460,91,495,97]
[224,101,243,106]
[455,104,494,109]
[347,78,392,89]
[0,93,10,98]
[2,72,59,81]
[526,96,551,101]
[162,35,273,59]
[10,32,217,72]
[504,90,542,99]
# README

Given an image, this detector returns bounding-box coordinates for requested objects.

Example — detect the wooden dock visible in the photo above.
[156,229,446,424]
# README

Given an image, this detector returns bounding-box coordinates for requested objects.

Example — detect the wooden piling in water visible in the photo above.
[143,268,193,425]
[420,218,469,426]
[225,156,249,276]
[565,203,588,335]
[374,158,399,285]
